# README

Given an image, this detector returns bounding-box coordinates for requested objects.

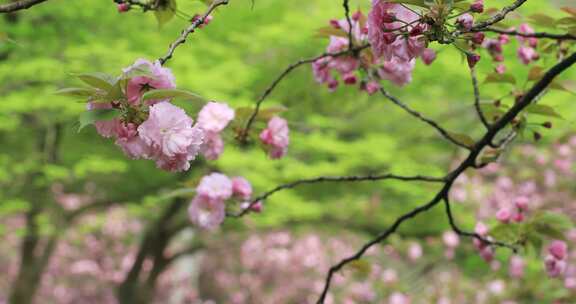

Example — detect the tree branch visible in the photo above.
[158,0,229,65]
[227,173,445,218]
[443,196,517,252]
[0,0,48,13]
[479,27,576,41]
[316,51,576,303]
[239,44,370,143]
[379,88,472,150]
[470,67,490,129]
[470,0,528,31]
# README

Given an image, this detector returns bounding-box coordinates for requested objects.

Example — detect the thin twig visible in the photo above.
[470,67,490,129]
[316,52,576,303]
[239,44,370,143]
[0,0,48,13]
[158,0,229,65]
[470,0,528,31]
[443,196,518,252]
[379,88,472,150]
[342,0,353,50]
[227,173,446,218]
[478,27,576,41]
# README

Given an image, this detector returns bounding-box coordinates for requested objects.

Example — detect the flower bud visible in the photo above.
[117,3,130,13]
[467,53,481,68]
[470,0,484,13]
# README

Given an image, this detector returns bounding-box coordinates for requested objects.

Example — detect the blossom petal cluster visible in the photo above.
[188,173,260,229]
[87,59,237,172]
[259,116,290,159]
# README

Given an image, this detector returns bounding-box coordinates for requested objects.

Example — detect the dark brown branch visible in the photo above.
[342,0,353,50]
[379,88,472,150]
[158,0,229,65]
[228,173,445,218]
[470,67,490,129]
[479,27,576,41]
[470,0,527,31]
[0,0,48,13]
[239,44,370,143]
[316,52,576,303]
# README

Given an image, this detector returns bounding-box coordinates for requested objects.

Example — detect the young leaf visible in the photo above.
[55,87,97,97]
[447,132,475,147]
[141,88,205,103]
[526,104,563,119]
[76,72,115,91]
[527,66,544,81]
[78,109,119,131]
[315,26,347,38]
[155,0,177,27]
[484,73,516,85]
[528,14,557,28]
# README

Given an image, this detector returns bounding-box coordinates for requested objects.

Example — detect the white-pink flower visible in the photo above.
[378,58,415,87]
[456,13,474,30]
[200,132,225,161]
[188,195,225,230]
[114,123,153,159]
[123,58,176,105]
[368,0,419,59]
[138,102,204,158]
[260,116,290,159]
[196,173,233,201]
[197,101,235,133]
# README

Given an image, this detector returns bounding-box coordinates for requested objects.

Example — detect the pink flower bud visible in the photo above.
[421,48,436,65]
[364,81,381,95]
[514,196,529,211]
[467,53,481,68]
[456,13,474,31]
[548,240,568,260]
[472,32,485,45]
[545,255,567,278]
[117,3,130,13]
[498,34,510,44]
[327,79,339,91]
[232,177,252,200]
[241,201,263,213]
[352,10,362,21]
[512,211,525,223]
[329,19,341,29]
[495,208,512,223]
[343,73,358,85]
[470,0,484,13]
[443,231,460,248]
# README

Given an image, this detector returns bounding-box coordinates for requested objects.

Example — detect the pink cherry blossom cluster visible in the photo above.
[473,221,496,262]
[312,1,438,93]
[89,59,236,172]
[495,196,529,224]
[545,240,569,278]
[188,173,260,230]
[478,23,540,74]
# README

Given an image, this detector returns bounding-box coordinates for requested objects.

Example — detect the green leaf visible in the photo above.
[490,223,521,244]
[76,72,115,91]
[55,87,97,97]
[447,131,475,147]
[388,0,427,7]
[525,104,563,119]
[550,80,576,94]
[527,66,544,81]
[78,108,120,131]
[141,88,205,102]
[484,73,516,85]
[315,26,347,38]
[155,0,177,27]
[528,14,557,28]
